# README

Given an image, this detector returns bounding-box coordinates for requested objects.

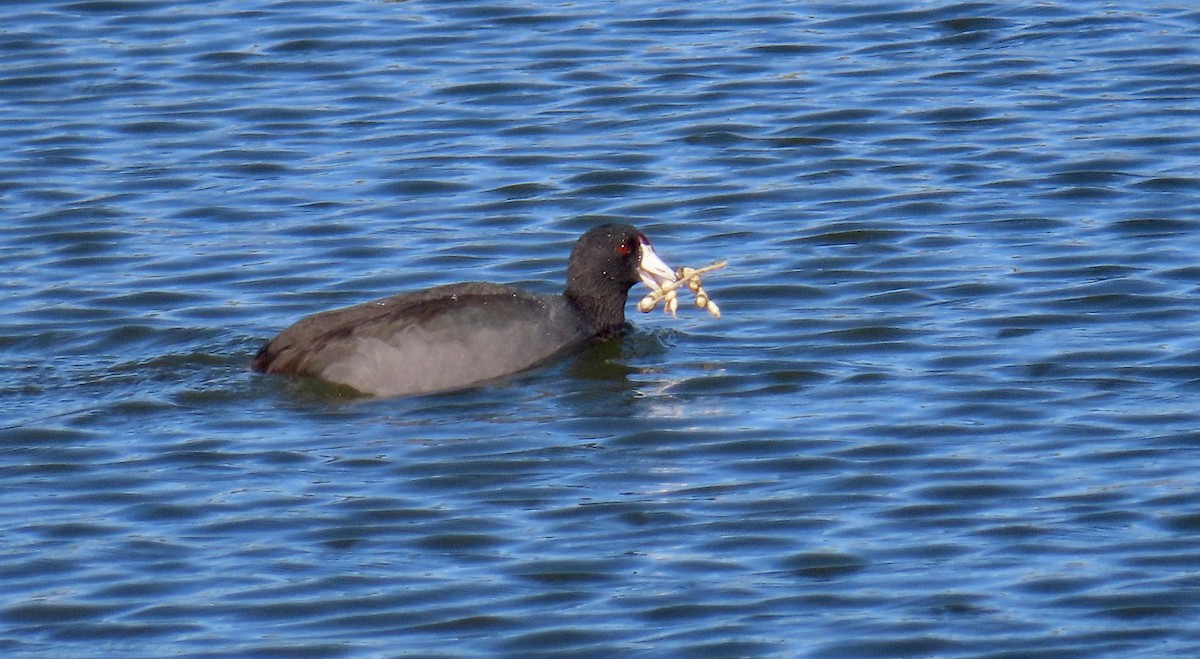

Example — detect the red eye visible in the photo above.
[617,242,632,256]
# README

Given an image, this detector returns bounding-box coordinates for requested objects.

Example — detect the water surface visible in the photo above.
[3,1,1200,656]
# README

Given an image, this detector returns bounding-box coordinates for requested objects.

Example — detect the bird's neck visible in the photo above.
[565,287,629,334]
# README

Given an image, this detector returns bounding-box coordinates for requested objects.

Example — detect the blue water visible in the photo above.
[3,1,1200,656]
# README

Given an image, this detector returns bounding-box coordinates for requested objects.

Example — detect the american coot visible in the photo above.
[251,224,677,397]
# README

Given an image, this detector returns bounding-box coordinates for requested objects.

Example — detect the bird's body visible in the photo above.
[252,283,593,396]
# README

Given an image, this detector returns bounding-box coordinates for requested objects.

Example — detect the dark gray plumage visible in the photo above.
[251,224,675,397]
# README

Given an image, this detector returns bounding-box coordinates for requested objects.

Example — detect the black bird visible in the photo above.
[251,223,676,396]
